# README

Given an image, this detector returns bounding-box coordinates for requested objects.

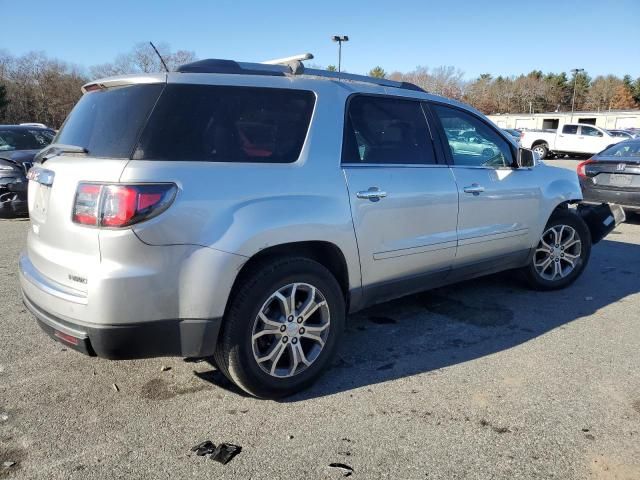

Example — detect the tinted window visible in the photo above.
[56,84,164,158]
[342,95,436,164]
[562,125,578,134]
[599,141,640,158]
[134,85,315,163]
[581,126,602,137]
[0,129,54,151]
[431,104,513,167]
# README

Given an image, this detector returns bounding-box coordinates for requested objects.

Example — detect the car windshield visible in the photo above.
[599,141,640,158]
[0,129,54,151]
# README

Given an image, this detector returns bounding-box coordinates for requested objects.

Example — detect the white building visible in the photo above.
[487,110,640,130]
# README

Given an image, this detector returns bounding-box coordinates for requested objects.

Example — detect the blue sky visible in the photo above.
[3,0,639,79]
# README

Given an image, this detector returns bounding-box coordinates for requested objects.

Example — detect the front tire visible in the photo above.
[523,211,591,290]
[214,257,345,398]
[532,143,548,159]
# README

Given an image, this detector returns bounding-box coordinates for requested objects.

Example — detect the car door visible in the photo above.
[342,95,459,303]
[555,124,580,152]
[579,125,606,154]
[428,102,542,272]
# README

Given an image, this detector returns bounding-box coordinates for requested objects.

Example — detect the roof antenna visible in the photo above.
[149,41,169,72]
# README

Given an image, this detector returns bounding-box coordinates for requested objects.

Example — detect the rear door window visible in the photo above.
[342,95,436,165]
[55,84,164,158]
[134,85,315,163]
[562,125,579,134]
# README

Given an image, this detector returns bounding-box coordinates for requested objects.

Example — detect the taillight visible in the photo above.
[72,183,177,227]
[72,183,102,225]
[577,159,594,178]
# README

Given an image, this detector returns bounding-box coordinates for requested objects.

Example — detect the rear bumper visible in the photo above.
[19,242,239,359]
[580,182,640,211]
[23,292,222,359]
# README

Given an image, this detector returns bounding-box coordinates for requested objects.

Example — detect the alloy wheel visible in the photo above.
[251,283,330,378]
[534,224,582,281]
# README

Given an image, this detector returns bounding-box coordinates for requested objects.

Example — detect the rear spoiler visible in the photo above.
[81,73,167,93]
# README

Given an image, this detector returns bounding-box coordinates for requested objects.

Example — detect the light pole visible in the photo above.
[570,68,584,122]
[331,35,349,73]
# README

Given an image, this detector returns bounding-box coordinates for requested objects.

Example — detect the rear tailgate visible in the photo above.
[25,75,166,293]
[27,157,130,291]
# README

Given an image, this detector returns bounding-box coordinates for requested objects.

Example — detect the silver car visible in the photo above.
[19,58,622,398]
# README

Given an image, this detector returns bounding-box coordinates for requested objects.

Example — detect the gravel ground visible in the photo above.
[1,212,639,479]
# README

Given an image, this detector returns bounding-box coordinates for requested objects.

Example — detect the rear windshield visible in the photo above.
[0,128,54,151]
[133,84,315,163]
[599,141,640,158]
[55,84,164,158]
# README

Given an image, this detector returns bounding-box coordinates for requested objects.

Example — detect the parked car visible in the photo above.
[501,128,522,142]
[578,139,640,214]
[520,123,624,159]
[446,130,500,162]
[0,125,55,216]
[608,129,634,140]
[19,58,623,398]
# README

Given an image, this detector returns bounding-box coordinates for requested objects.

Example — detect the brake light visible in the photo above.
[72,183,177,227]
[72,183,102,225]
[577,159,594,178]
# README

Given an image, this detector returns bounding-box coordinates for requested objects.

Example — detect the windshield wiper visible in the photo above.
[35,143,88,163]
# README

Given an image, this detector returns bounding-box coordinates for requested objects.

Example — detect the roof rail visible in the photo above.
[261,53,314,65]
[176,58,425,93]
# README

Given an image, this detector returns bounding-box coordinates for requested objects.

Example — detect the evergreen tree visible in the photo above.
[368,66,386,78]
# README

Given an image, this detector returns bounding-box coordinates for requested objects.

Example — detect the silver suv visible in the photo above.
[19,57,622,398]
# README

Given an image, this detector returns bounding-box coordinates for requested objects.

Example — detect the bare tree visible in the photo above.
[90,42,196,78]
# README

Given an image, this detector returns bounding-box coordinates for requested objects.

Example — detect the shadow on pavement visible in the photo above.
[195,236,640,401]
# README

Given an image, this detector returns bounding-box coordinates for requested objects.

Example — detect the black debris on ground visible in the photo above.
[329,462,354,477]
[210,443,242,465]
[191,440,216,456]
[190,441,241,465]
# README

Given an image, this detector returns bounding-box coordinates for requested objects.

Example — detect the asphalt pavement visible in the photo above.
[1,203,639,479]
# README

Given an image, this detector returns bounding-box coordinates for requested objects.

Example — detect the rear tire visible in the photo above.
[523,210,591,290]
[214,257,345,398]
[532,143,548,159]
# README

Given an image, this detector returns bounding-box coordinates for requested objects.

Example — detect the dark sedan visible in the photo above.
[578,139,640,214]
[0,125,55,217]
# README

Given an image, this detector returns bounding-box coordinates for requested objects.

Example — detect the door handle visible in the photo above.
[463,184,485,195]
[356,187,387,200]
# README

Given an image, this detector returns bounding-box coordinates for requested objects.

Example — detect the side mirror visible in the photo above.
[516,148,535,168]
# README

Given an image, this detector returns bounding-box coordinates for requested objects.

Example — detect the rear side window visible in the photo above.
[342,95,436,165]
[56,84,164,158]
[562,125,578,134]
[134,85,315,163]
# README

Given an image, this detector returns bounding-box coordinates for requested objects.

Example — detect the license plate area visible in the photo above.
[609,173,633,186]
[30,184,52,223]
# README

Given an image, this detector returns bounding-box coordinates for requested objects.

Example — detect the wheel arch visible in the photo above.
[226,240,353,316]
